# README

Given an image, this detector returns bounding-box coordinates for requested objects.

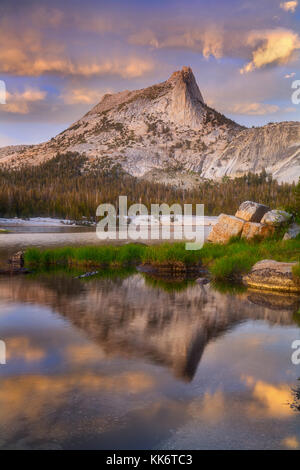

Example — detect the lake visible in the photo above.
[0,268,299,450]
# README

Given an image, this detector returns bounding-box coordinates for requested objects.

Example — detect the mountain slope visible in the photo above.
[0,66,299,184]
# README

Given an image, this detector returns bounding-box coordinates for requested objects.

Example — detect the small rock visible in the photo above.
[75,271,99,279]
[207,214,244,244]
[196,277,210,285]
[8,251,24,269]
[243,259,300,292]
[283,223,300,240]
[261,210,292,227]
[235,201,269,222]
[241,222,275,240]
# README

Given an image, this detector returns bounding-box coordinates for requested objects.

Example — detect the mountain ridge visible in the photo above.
[0,66,299,185]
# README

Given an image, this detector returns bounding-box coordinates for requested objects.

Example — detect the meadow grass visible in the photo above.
[25,244,146,268]
[24,238,300,282]
[292,262,300,284]
[140,242,201,266]
[199,237,300,281]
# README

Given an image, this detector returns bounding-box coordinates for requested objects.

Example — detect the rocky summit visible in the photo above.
[0,66,299,185]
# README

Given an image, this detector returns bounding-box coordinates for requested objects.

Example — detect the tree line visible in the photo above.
[0,152,297,221]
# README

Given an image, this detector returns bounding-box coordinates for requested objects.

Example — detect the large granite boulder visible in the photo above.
[243,259,300,292]
[235,201,269,222]
[207,214,244,244]
[261,210,293,227]
[283,223,300,240]
[241,222,275,240]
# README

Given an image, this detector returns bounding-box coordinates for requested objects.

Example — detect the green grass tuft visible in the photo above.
[24,238,300,284]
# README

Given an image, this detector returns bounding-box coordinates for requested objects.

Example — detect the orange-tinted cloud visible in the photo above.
[243,375,294,418]
[226,102,280,115]
[3,88,47,114]
[5,336,46,362]
[282,435,300,449]
[240,28,300,74]
[280,1,298,13]
[129,26,224,59]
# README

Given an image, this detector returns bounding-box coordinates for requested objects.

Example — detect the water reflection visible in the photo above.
[2,274,299,381]
[0,273,299,449]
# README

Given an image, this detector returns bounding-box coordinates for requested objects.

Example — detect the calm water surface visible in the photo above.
[0,270,299,450]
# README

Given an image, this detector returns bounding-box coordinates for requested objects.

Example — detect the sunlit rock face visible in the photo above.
[243,260,300,293]
[0,67,299,184]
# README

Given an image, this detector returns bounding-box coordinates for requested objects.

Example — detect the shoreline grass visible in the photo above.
[24,238,300,282]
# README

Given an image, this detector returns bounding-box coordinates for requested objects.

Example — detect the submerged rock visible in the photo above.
[195,277,210,285]
[75,271,99,279]
[235,201,269,222]
[261,210,292,227]
[207,214,244,244]
[243,259,300,293]
[241,222,275,240]
[283,223,300,240]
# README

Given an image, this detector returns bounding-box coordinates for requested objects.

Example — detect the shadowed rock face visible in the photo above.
[0,273,298,381]
[235,201,269,223]
[1,67,299,184]
[283,223,300,240]
[241,222,275,240]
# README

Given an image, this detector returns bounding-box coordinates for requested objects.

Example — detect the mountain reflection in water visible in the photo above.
[0,273,299,450]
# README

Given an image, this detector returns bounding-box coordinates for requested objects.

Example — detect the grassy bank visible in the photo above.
[24,237,300,282]
[200,237,300,281]
[24,243,201,270]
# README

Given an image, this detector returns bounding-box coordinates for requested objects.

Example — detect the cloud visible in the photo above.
[284,106,297,112]
[129,26,224,59]
[6,336,45,362]
[61,87,109,105]
[243,375,293,418]
[30,6,64,27]
[2,88,47,114]
[0,50,154,78]
[130,23,300,75]
[282,436,300,449]
[240,28,300,73]
[223,102,280,115]
[0,15,154,79]
[280,1,298,13]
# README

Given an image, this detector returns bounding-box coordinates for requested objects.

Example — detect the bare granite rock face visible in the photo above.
[283,223,300,240]
[207,214,244,244]
[235,201,269,222]
[243,260,300,293]
[241,222,275,240]
[0,67,299,185]
[207,201,292,244]
[261,210,293,227]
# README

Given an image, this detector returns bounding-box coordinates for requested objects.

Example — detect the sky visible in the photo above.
[0,0,300,146]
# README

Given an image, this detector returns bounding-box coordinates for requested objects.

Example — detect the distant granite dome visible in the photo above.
[0,66,299,185]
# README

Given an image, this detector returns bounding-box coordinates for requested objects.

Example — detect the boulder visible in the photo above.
[8,251,24,269]
[196,277,210,285]
[261,210,292,227]
[283,223,300,240]
[243,259,300,293]
[207,214,244,244]
[241,222,275,240]
[235,201,269,222]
